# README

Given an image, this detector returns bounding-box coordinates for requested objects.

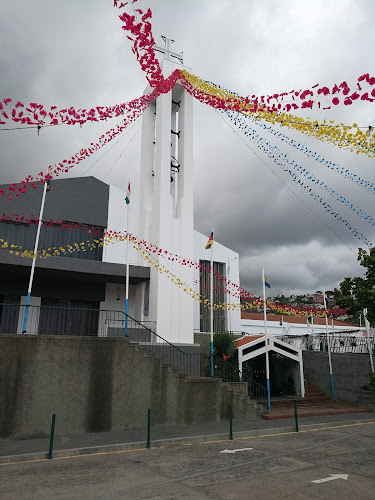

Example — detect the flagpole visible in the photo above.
[210,229,214,378]
[324,289,335,400]
[227,259,231,333]
[262,267,271,413]
[21,181,48,333]
[363,308,374,372]
[125,206,130,336]
[124,181,131,336]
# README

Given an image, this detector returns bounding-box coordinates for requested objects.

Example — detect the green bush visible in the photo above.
[213,331,237,358]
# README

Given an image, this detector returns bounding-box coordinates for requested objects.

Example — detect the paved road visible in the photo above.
[0,421,374,499]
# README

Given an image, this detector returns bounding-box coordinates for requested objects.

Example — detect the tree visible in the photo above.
[334,248,375,326]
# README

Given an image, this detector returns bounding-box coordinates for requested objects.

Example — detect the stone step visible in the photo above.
[261,400,372,420]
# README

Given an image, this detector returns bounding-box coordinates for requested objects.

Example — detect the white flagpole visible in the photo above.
[311,311,315,349]
[124,181,131,336]
[210,229,214,377]
[227,259,231,333]
[363,308,374,372]
[324,289,335,400]
[262,267,271,413]
[125,205,130,336]
[21,181,48,333]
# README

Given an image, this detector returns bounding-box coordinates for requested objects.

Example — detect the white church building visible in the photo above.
[0,58,241,344]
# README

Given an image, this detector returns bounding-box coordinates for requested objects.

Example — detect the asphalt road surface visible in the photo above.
[1,421,374,499]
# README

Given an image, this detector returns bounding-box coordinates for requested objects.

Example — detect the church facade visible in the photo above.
[0,59,241,343]
[0,176,240,341]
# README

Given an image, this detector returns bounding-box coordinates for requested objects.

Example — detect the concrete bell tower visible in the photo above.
[138,44,194,344]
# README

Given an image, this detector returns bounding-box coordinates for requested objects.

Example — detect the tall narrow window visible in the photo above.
[199,260,226,332]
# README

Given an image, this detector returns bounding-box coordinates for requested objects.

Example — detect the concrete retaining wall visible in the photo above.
[0,335,259,440]
[302,351,373,402]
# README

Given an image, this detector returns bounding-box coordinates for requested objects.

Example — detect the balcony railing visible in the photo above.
[279,333,375,355]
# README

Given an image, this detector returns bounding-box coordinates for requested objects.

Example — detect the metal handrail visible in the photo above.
[199,353,267,404]
[0,302,269,397]
[279,333,375,354]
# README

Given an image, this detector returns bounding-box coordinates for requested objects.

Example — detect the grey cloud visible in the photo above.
[0,0,374,298]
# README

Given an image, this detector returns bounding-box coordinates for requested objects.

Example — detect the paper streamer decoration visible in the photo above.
[1,94,151,127]
[225,110,373,248]
[246,115,375,195]
[0,70,181,203]
[228,111,375,228]
[0,225,345,317]
[244,73,375,113]
[0,210,354,316]
[180,72,375,158]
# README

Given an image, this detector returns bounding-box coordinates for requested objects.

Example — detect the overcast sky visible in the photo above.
[0,0,374,296]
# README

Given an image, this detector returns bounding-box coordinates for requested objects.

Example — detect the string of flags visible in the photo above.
[0,227,346,317]
[0,0,371,320]
[226,110,373,248]
[0,70,180,203]
[2,2,375,204]
[180,72,375,159]
[245,114,375,195]
[228,110,375,228]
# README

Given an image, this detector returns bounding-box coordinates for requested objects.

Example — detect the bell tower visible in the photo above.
[138,46,194,344]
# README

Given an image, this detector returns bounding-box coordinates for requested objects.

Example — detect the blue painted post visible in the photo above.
[21,291,31,333]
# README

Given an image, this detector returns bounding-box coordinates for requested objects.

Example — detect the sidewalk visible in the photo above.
[1,412,374,464]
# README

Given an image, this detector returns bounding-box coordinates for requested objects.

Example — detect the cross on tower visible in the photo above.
[154,36,183,64]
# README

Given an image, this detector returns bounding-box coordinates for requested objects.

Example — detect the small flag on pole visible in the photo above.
[205,231,214,250]
[264,276,271,289]
[307,315,312,325]
[125,181,131,205]
[46,167,51,191]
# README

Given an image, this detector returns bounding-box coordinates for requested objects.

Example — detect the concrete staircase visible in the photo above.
[260,382,372,420]
[0,334,262,441]
[129,339,262,424]
[220,381,262,421]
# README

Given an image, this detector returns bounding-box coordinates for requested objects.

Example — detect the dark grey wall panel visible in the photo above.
[303,351,372,402]
[0,177,109,227]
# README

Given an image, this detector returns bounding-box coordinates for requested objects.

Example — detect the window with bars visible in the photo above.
[199,260,226,333]
[0,221,104,261]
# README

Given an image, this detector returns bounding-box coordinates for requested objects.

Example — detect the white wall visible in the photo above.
[241,318,364,336]
[102,184,140,266]
[100,283,137,317]
[17,296,41,334]
[193,231,241,333]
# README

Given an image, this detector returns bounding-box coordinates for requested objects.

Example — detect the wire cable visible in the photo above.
[102,122,142,181]
[216,109,358,255]
[79,116,141,178]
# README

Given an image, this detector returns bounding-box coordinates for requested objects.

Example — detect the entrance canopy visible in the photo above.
[237,335,305,398]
